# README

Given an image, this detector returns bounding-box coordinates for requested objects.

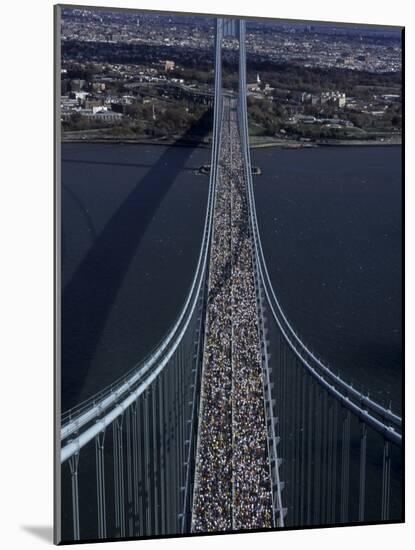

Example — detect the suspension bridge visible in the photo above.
[58,18,402,543]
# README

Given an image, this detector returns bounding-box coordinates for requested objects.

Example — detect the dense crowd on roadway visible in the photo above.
[192,98,273,533]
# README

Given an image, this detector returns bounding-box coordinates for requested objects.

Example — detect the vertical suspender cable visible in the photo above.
[340,409,350,523]
[300,371,306,525]
[358,422,367,522]
[321,391,328,524]
[131,401,139,535]
[117,415,126,537]
[381,440,391,520]
[326,401,333,524]
[95,430,106,539]
[126,407,133,536]
[313,387,322,524]
[69,453,80,541]
[306,382,313,525]
[112,420,120,532]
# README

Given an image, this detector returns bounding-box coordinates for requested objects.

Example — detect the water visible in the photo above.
[252,145,402,412]
[61,143,211,411]
[61,143,402,414]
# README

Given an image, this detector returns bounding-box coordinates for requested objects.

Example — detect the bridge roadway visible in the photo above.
[191,96,273,533]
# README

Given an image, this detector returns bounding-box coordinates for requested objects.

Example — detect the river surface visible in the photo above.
[60,143,402,414]
[61,143,211,411]
[252,146,402,413]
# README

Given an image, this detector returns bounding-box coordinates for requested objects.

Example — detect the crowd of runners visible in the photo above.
[192,98,273,533]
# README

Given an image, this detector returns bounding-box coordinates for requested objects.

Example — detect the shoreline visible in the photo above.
[61,136,402,149]
[62,136,212,148]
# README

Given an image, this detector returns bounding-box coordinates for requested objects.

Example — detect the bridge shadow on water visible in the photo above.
[61,111,212,412]
[63,157,201,171]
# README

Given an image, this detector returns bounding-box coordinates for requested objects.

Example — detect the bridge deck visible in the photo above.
[191,97,273,533]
